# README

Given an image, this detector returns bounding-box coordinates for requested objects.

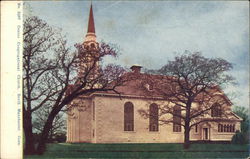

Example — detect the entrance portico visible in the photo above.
[201,123,211,140]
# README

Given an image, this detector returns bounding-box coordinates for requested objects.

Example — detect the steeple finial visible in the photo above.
[87,3,95,33]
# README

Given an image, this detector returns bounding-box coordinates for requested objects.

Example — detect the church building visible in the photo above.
[66,4,242,143]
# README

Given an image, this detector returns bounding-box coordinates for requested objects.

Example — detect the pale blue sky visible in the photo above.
[27,1,249,108]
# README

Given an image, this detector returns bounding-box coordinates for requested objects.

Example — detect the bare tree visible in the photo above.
[36,42,126,154]
[23,15,127,155]
[139,52,234,149]
[23,16,63,154]
[33,104,66,142]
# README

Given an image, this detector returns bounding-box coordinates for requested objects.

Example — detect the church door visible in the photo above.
[203,128,209,140]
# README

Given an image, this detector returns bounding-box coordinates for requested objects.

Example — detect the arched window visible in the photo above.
[220,124,223,132]
[124,102,134,131]
[227,124,230,132]
[149,103,158,131]
[219,124,236,133]
[90,43,96,48]
[195,124,198,133]
[218,124,236,133]
[173,106,181,132]
[218,124,221,132]
[84,45,90,50]
[224,125,227,132]
[211,103,222,117]
[92,102,95,121]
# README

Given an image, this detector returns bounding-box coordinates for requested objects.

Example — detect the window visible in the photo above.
[90,43,96,48]
[149,103,159,131]
[124,102,134,131]
[218,124,223,132]
[173,106,181,132]
[224,125,227,132]
[211,103,222,117]
[84,45,90,50]
[93,102,95,121]
[218,124,235,132]
[195,124,198,133]
[227,124,230,132]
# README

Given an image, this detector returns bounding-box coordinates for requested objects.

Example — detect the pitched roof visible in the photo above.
[67,70,233,106]
[93,72,233,106]
[105,72,170,97]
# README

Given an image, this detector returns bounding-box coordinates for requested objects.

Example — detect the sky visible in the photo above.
[27,1,249,108]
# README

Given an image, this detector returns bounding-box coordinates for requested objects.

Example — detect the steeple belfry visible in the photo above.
[77,3,99,80]
[84,3,98,49]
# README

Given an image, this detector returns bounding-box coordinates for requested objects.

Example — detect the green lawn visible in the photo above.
[25,143,249,159]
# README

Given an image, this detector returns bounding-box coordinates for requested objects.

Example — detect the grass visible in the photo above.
[25,143,249,159]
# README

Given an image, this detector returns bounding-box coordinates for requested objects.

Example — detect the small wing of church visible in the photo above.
[66,4,242,143]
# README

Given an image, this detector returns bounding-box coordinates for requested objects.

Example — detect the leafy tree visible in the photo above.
[233,106,249,132]
[139,52,234,149]
[232,106,249,144]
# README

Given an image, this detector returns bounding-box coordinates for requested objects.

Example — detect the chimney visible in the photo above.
[130,64,142,74]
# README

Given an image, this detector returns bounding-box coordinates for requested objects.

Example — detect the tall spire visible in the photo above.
[79,3,99,80]
[84,3,97,45]
[87,3,95,33]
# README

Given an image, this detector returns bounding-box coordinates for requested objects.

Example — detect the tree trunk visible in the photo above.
[36,117,53,154]
[183,125,190,149]
[23,111,36,155]
[183,100,191,149]
[36,106,61,154]
[35,91,76,154]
